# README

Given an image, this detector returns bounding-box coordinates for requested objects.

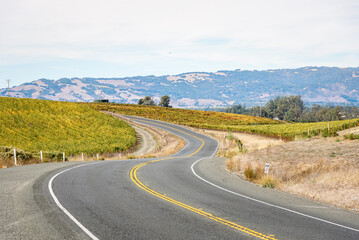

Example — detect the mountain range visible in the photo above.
[1,66,358,107]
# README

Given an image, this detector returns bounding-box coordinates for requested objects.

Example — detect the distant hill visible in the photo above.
[1,66,358,107]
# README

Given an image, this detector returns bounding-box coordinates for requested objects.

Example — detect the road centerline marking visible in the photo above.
[129,119,278,240]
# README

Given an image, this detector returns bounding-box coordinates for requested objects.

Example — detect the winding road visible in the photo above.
[1,116,359,239]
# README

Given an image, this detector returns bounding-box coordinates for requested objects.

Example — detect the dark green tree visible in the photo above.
[224,104,246,114]
[137,98,144,105]
[158,95,171,107]
[138,96,156,106]
[265,95,305,121]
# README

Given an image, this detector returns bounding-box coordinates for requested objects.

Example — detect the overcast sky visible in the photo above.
[1,0,359,88]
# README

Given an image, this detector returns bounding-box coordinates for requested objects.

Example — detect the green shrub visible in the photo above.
[262,179,275,188]
[44,151,65,162]
[344,134,359,140]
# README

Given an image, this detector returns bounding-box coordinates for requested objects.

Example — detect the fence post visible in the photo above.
[14,148,17,166]
[63,152,65,162]
[40,151,43,162]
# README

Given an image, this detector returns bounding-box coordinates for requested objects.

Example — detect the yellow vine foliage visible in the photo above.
[0,97,136,155]
[92,103,359,140]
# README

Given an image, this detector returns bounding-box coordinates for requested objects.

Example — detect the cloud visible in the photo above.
[1,0,359,87]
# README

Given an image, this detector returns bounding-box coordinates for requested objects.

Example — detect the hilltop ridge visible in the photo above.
[1,66,358,107]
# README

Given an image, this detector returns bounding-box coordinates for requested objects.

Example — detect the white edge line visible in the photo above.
[46,121,211,240]
[129,120,359,232]
[191,158,359,233]
[48,162,102,240]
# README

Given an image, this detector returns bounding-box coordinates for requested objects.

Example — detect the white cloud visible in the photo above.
[1,0,359,87]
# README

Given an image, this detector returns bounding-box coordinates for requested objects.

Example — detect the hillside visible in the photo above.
[0,97,136,166]
[92,103,359,139]
[1,66,359,107]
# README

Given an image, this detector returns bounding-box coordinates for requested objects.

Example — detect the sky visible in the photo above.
[1,0,359,88]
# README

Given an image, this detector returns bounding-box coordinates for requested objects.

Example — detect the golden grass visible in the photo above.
[228,137,359,211]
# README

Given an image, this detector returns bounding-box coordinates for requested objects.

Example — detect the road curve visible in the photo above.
[2,117,359,239]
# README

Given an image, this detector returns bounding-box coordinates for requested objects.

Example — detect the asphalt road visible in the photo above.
[1,116,359,239]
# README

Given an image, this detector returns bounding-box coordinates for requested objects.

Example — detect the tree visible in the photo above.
[137,98,144,105]
[158,95,171,107]
[265,95,305,121]
[138,96,156,106]
[224,104,246,114]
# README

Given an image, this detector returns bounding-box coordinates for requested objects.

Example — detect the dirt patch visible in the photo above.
[131,125,156,156]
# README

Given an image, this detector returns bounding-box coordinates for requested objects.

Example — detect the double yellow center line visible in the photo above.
[129,119,278,240]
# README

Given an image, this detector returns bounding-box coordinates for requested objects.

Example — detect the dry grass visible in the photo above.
[189,127,284,157]
[143,125,185,158]
[229,137,359,212]
[194,126,359,212]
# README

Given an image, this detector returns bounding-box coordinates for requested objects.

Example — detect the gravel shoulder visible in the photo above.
[0,162,87,239]
[131,125,156,156]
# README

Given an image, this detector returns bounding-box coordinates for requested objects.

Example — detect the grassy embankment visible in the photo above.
[92,103,359,140]
[0,97,136,167]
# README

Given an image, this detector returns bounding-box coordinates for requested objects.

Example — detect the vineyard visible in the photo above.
[1,98,358,167]
[92,103,359,139]
[91,103,280,126]
[0,97,136,165]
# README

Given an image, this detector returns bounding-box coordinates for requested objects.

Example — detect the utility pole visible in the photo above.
[6,79,10,96]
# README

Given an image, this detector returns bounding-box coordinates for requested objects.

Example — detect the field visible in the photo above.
[92,103,359,139]
[91,103,279,127]
[0,97,136,165]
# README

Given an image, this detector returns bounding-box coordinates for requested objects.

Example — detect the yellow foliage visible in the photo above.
[0,97,136,155]
[91,103,359,139]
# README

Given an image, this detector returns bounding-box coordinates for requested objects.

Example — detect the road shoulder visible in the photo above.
[0,162,87,239]
[194,157,359,231]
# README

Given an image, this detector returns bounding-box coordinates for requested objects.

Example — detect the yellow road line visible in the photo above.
[129,118,278,240]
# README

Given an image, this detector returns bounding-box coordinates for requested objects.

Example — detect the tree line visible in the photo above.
[138,95,171,107]
[223,95,359,122]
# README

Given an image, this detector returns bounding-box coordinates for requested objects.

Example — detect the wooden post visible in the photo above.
[14,148,17,166]
[40,151,43,162]
[63,152,65,162]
